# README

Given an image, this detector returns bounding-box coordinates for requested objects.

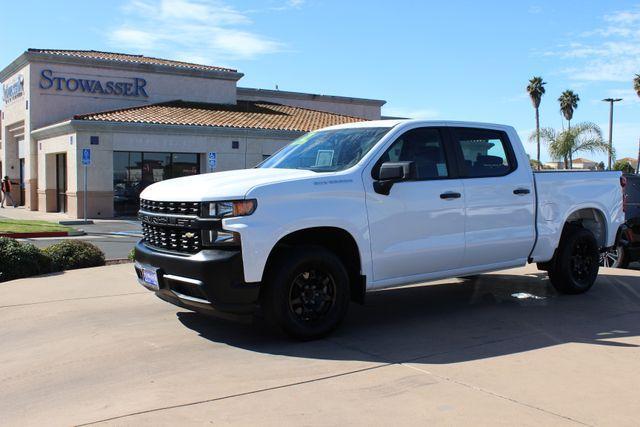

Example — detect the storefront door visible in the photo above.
[19,159,25,206]
[56,154,67,213]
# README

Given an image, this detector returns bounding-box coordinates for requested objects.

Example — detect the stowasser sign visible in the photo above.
[39,69,148,97]
[3,74,24,103]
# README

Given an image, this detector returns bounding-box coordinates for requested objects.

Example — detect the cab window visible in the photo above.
[373,127,449,180]
[451,128,515,178]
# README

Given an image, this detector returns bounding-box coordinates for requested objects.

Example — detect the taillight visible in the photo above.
[621,176,627,187]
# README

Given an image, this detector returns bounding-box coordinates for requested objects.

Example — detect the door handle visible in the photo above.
[513,188,531,195]
[440,192,461,200]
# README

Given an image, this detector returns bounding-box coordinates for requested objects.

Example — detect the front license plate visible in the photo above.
[142,268,160,290]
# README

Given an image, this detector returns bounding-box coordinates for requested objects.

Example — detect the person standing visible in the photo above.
[1,176,17,208]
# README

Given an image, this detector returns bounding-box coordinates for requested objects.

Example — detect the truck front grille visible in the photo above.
[141,223,201,254]
[140,199,201,216]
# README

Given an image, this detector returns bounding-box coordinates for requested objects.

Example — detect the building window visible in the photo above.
[113,151,200,216]
[232,140,240,149]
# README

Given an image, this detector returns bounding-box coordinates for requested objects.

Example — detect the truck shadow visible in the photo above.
[177,270,640,365]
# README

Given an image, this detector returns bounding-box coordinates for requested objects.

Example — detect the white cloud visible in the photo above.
[382,106,440,119]
[108,0,286,62]
[528,5,542,14]
[545,6,640,82]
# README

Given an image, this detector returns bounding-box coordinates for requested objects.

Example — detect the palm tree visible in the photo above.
[527,76,546,170]
[613,159,634,173]
[558,90,580,168]
[532,122,612,168]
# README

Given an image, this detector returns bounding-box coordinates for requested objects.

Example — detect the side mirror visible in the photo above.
[374,161,414,195]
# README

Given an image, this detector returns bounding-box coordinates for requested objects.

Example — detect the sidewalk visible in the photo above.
[0,206,70,223]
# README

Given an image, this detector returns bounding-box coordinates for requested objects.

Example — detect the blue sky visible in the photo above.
[2,0,640,163]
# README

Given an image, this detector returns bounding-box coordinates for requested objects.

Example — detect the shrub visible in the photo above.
[0,237,51,282]
[43,240,105,272]
[128,247,136,261]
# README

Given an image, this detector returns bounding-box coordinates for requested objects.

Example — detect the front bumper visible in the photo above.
[134,241,260,317]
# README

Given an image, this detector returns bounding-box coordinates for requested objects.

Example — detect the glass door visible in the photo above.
[56,154,67,213]
[19,159,25,206]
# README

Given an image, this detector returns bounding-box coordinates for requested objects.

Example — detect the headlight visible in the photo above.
[207,199,257,218]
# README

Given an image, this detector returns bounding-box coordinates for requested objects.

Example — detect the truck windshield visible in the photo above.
[259,127,390,172]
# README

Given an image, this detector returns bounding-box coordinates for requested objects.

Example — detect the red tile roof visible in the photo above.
[28,49,236,73]
[73,100,366,132]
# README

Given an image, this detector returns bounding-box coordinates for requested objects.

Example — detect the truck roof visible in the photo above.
[323,119,515,132]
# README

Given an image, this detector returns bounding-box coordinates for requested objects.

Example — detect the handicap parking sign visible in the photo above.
[82,148,91,166]
[208,152,217,170]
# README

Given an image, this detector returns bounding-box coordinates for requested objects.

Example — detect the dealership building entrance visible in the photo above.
[0,49,385,218]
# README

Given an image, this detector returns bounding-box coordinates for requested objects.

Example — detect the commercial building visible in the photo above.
[0,49,385,217]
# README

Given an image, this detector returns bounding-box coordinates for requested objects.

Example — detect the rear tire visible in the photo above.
[548,225,599,294]
[262,246,350,340]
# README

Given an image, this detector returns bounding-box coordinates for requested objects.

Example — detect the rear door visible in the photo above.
[449,127,535,268]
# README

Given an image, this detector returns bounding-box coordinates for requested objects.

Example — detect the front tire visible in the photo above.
[262,246,350,340]
[548,225,599,294]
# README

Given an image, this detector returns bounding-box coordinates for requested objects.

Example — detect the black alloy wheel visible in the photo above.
[548,225,599,295]
[570,236,598,286]
[288,269,337,323]
[262,246,350,340]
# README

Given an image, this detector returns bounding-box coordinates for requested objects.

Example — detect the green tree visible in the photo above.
[529,159,543,170]
[558,90,580,167]
[634,74,640,97]
[613,159,634,174]
[532,122,611,168]
[527,76,546,170]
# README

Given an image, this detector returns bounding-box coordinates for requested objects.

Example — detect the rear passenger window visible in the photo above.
[452,128,515,177]
[374,127,449,180]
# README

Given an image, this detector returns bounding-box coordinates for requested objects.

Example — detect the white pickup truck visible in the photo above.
[134,120,624,339]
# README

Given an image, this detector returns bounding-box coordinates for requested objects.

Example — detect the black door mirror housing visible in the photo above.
[374,161,414,195]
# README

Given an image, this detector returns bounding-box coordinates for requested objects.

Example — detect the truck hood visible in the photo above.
[140,168,318,201]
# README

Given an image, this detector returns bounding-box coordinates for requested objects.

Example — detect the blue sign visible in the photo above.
[208,152,217,170]
[3,74,24,103]
[82,149,91,166]
[39,69,148,98]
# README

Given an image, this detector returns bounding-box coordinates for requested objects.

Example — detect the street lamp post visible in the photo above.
[602,98,622,169]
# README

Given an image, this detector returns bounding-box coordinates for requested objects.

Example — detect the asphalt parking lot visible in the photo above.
[1,264,639,426]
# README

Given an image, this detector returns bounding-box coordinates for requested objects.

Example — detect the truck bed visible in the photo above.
[530,171,623,262]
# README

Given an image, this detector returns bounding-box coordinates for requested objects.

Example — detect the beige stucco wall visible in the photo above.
[237,89,382,120]
[37,132,77,213]
[28,62,237,130]
[1,63,36,209]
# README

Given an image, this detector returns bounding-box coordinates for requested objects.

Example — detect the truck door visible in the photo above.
[365,126,465,284]
[449,127,535,268]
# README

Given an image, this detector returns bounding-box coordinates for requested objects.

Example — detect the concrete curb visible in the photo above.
[1,231,70,238]
[105,258,133,265]
[1,229,87,239]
